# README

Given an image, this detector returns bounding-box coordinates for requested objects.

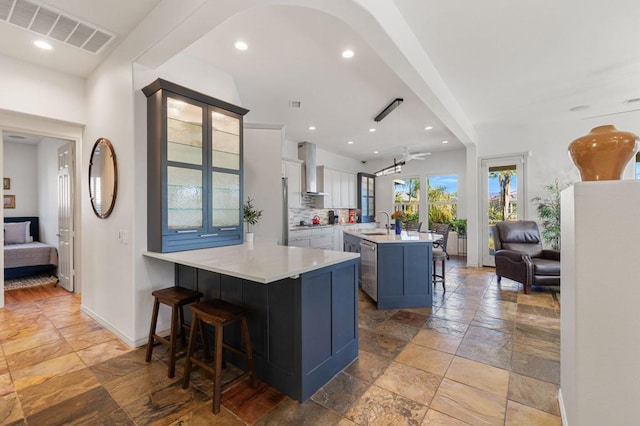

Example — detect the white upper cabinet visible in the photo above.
[348,173,357,207]
[315,166,356,208]
[282,159,302,208]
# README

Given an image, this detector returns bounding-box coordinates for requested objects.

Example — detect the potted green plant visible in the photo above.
[451,219,467,236]
[243,197,263,242]
[531,179,568,250]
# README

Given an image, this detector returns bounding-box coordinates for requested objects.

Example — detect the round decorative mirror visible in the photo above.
[89,138,118,218]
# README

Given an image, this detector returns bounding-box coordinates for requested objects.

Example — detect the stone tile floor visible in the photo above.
[0,257,562,425]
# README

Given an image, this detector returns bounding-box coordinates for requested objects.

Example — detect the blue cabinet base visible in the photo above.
[378,242,433,309]
[376,242,433,310]
[176,258,359,401]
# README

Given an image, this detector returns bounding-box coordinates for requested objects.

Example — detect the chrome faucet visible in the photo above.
[379,211,391,234]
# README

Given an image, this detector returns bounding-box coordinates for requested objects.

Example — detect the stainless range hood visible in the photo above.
[298,141,327,196]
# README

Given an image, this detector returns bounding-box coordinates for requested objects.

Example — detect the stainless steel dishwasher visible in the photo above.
[360,240,377,302]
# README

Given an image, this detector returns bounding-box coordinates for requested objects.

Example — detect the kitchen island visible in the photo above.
[343,229,442,309]
[144,242,359,402]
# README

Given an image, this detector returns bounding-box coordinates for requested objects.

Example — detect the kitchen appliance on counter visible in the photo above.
[348,210,356,224]
[312,215,320,225]
[328,210,339,224]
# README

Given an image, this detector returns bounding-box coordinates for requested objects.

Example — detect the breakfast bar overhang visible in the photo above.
[143,242,360,401]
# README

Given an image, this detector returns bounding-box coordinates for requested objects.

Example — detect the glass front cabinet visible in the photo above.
[358,172,376,223]
[143,79,249,252]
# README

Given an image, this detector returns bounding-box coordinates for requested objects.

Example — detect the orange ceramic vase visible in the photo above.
[568,125,639,181]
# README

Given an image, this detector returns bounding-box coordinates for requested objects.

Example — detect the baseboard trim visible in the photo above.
[558,388,568,426]
[80,305,168,349]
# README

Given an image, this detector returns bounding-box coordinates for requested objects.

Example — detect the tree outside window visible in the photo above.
[393,177,420,223]
[427,175,457,225]
[488,166,517,223]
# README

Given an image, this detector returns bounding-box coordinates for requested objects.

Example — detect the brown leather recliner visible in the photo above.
[494,221,560,294]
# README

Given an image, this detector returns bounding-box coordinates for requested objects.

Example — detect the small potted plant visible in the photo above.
[243,197,263,242]
[391,210,405,234]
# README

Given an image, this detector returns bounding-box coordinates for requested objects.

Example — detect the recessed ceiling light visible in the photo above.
[347,140,354,145]
[308,126,316,131]
[234,41,248,51]
[342,49,354,59]
[569,105,590,112]
[442,140,449,144]
[369,128,376,132]
[373,150,379,154]
[33,40,52,50]
[425,126,433,130]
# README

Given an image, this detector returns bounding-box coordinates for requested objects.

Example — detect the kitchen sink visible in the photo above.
[361,231,389,236]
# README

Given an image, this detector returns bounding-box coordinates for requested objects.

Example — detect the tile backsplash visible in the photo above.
[288,195,350,227]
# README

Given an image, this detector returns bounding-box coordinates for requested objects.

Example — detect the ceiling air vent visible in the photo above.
[289,100,301,108]
[0,0,116,55]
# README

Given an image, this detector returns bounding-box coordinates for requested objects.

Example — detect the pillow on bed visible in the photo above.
[4,221,31,244]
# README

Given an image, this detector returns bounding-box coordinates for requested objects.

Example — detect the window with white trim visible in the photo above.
[427,174,458,225]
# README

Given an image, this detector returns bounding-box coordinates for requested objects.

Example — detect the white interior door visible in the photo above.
[480,155,526,266]
[57,143,74,291]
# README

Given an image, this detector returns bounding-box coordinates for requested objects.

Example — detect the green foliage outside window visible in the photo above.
[394,178,420,222]
[488,169,517,224]
[428,184,456,224]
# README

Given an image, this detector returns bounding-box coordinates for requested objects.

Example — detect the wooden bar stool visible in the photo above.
[432,248,447,290]
[145,286,203,378]
[182,299,257,414]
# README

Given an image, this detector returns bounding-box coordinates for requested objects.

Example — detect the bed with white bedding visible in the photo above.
[4,217,58,280]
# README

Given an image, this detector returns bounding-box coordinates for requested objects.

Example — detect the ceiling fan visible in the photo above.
[398,147,431,162]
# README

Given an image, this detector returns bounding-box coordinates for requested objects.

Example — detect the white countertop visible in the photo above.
[343,228,443,244]
[143,241,360,284]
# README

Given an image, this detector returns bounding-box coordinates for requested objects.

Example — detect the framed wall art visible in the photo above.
[3,195,15,209]
[3,178,10,190]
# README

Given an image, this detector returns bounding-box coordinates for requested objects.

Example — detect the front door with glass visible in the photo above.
[480,155,525,266]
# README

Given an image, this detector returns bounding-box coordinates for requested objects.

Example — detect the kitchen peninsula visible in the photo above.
[343,229,442,309]
[143,242,359,401]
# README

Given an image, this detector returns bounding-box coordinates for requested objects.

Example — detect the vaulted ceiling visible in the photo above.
[1,0,639,162]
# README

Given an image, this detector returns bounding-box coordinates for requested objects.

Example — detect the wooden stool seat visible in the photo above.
[145,286,203,378]
[182,299,257,414]
[152,287,202,305]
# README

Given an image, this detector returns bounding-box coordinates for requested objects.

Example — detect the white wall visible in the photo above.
[282,137,297,159]
[244,125,284,244]
[134,53,242,106]
[37,137,69,245]
[560,181,640,425]
[476,111,640,222]
[0,55,85,125]
[282,137,364,173]
[82,57,137,344]
[3,141,38,217]
[317,148,365,172]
